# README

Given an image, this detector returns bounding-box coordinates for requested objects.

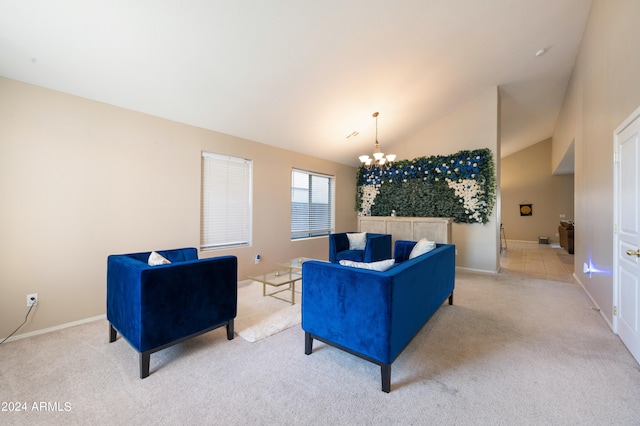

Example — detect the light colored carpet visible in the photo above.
[1,271,640,425]
[235,280,301,342]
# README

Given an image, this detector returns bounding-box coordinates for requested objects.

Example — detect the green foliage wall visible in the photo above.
[356,148,496,224]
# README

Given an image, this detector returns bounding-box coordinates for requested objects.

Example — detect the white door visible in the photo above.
[614,106,640,364]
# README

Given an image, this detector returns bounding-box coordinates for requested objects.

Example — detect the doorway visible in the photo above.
[613,105,640,365]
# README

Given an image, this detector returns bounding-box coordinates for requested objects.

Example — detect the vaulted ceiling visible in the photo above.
[0,1,592,167]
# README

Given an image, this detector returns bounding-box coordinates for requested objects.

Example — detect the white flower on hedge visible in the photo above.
[446,178,486,223]
[359,184,379,216]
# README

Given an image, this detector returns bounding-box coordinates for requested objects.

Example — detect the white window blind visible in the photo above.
[291,169,334,239]
[201,152,252,249]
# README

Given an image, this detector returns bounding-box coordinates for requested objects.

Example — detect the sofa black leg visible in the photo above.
[449,292,454,305]
[140,352,150,379]
[226,319,234,340]
[381,364,391,393]
[109,324,117,343]
[305,332,313,355]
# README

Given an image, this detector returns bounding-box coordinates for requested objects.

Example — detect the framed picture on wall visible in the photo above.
[520,204,532,216]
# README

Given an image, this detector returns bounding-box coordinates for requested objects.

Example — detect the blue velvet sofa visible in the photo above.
[107,248,237,378]
[302,241,455,392]
[328,232,392,263]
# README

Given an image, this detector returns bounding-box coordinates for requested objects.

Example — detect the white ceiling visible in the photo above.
[0,1,591,167]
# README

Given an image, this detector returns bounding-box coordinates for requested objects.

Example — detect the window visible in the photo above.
[291,169,335,239]
[201,152,252,249]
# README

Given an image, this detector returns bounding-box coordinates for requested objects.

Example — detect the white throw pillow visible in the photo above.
[339,258,395,271]
[346,232,367,250]
[148,251,171,266]
[408,238,437,259]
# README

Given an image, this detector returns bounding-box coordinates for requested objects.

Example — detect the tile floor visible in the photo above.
[500,240,575,283]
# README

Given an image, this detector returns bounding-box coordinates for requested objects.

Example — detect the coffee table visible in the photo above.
[248,270,302,305]
[278,257,316,273]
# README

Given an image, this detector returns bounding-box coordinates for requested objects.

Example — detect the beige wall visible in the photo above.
[501,138,574,243]
[390,87,501,272]
[553,0,640,326]
[0,77,357,338]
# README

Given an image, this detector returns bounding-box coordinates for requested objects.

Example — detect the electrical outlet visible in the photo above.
[27,293,38,307]
[255,254,260,264]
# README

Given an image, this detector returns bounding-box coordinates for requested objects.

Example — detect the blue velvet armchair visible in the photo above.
[328,232,392,263]
[107,248,237,378]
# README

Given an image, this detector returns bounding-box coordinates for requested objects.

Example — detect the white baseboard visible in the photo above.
[456,265,499,274]
[5,314,106,343]
[504,239,559,245]
[573,273,614,331]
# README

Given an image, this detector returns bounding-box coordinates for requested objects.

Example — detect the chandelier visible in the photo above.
[358,112,396,168]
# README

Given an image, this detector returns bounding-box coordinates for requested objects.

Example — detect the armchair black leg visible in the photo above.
[226,319,234,340]
[140,352,150,379]
[305,332,313,355]
[381,364,391,393]
[449,292,454,305]
[109,324,117,343]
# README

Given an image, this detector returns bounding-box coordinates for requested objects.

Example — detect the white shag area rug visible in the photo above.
[235,280,302,342]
